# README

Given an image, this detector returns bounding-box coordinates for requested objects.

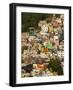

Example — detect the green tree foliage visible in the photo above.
[22,13,49,32]
[48,58,63,75]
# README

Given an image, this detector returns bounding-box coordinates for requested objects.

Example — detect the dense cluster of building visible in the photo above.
[21,14,64,77]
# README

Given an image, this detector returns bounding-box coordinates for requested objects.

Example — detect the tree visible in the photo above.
[21,13,49,32]
[48,58,63,75]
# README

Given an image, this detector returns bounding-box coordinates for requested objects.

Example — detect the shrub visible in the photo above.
[48,58,63,75]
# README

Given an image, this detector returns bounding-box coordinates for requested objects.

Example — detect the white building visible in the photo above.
[57,51,64,59]
[38,20,49,35]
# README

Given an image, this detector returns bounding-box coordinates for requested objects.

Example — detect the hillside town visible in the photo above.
[21,14,64,77]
